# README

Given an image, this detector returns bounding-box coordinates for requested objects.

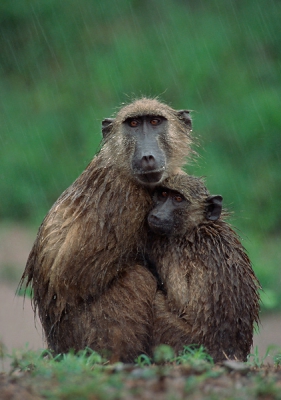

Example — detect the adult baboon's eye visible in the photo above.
[150,118,161,126]
[161,191,168,198]
[174,195,183,202]
[129,119,139,127]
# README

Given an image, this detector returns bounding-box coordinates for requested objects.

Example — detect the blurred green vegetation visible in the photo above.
[1,1,280,311]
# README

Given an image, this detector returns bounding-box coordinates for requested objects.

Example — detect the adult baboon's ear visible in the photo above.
[177,110,192,130]
[205,195,223,221]
[102,118,115,138]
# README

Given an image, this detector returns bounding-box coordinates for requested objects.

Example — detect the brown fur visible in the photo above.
[149,175,261,362]
[20,98,193,362]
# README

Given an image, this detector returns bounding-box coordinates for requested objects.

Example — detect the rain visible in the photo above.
[0,0,281,390]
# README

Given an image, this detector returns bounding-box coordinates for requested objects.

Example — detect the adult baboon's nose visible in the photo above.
[141,155,156,171]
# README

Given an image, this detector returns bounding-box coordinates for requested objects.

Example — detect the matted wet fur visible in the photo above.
[148,175,260,362]
[20,98,193,362]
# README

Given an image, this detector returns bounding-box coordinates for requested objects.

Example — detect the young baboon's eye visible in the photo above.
[174,195,183,202]
[129,119,139,127]
[150,118,161,126]
[161,191,168,198]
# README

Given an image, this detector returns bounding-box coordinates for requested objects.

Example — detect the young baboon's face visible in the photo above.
[148,186,223,237]
[147,188,194,236]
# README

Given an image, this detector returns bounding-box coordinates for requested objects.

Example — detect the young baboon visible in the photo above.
[147,174,260,362]
[20,98,193,362]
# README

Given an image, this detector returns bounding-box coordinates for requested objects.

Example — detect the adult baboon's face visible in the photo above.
[101,98,193,187]
[123,115,168,186]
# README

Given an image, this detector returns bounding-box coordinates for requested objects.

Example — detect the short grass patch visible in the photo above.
[1,345,281,399]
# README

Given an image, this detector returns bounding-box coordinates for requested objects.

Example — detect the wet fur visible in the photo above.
[20,98,193,362]
[149,175,261,362]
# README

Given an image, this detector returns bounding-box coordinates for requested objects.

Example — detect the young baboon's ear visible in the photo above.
[102,118,115,138]
[177,110,192,130]
[205,195,223,221]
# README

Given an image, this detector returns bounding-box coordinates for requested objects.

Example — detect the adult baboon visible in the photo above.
[20,98,193,362]
[147,174,260,362]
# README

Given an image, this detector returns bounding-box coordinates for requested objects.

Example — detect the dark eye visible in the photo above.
[129,119,139,127]
[174,195,183,202]
[150,118,161,126]
[161,191,168,198]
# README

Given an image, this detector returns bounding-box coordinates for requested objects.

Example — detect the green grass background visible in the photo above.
[1,0,280,311]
